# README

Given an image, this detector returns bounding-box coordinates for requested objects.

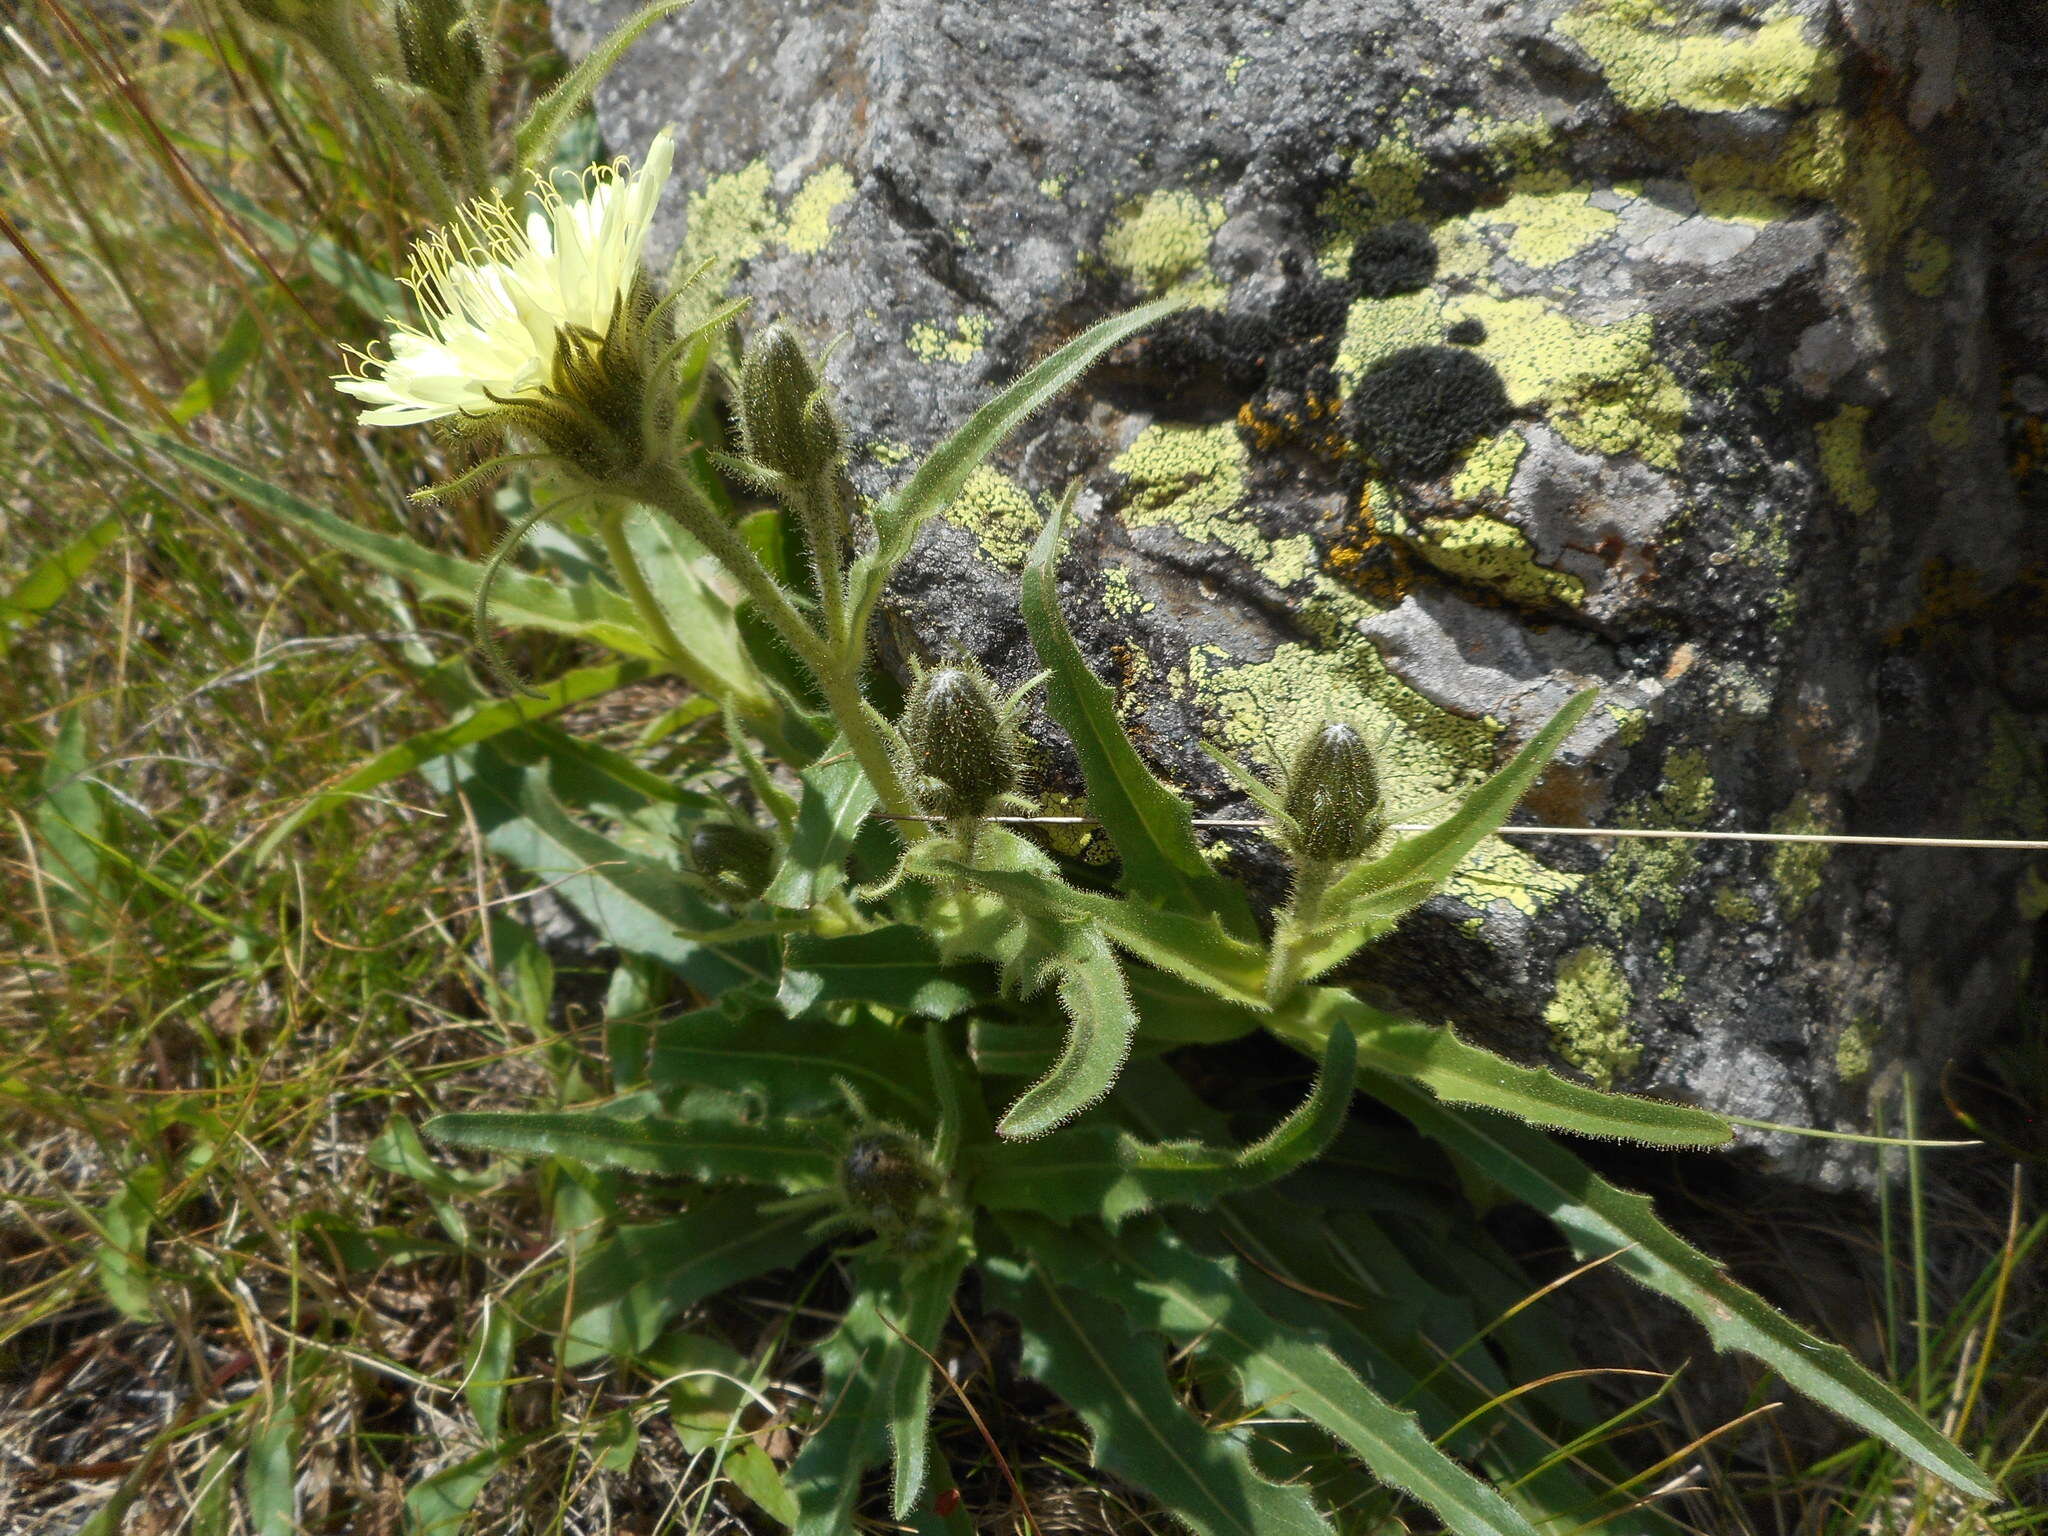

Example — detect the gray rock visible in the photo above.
[559,0,2048,1182]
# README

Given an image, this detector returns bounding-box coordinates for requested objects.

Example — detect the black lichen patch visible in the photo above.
[1445,317,1487,346]
[1342,346,1510,479]
[1348,220,1438,298]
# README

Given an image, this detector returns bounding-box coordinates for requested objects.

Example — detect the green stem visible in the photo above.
[1266,858,1336,1006]
[595,503,765,715]
[632,462,925,839]
[314,31,462,222]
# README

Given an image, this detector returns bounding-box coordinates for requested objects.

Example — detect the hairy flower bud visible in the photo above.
[738,325,842,483]
[395,0,489,118]
[904,666,1018,820]
[838,1130,936,1219]
[1283,721,1384,864]
[685,820,775,903]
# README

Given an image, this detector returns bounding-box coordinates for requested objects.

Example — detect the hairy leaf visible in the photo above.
[885,1244,972,1517]
[426,1110,836,1189]
[648,1004,935,1125]
[763,737,877,908]
[1021,492,1254,936]
[789,1260,907,1534]
[1270,989,1732,1148]
[1375,1074,1997,1501]
[779,925,983,1021]
[975,1024,1355,1223]
[995,924,1138,1140]
[980,1246,1329,1536]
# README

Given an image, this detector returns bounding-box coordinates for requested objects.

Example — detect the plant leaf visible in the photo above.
[0,509,123,660]
[244,1401,298,1536]
[426,1110,837,1189]
[1269,989,1732,1148]
[152,435,657,656]
[513,0,692,174]
[254,658,653,861]
[648,1003,935,1126]
[762,737,877,909]
[1042,1216,1546,1536]
[1297,689,1599,983]
[885,1244,972,1518]
[1373,1073,1998,1501]
[1020,491,1255,935]
[778,925,984,1022]
[930,859,1268,1007]
[995,924,1138,1140]
[974,1024,1355,1223]
[980,1242,1329,1536]
[536,1190,819,1365]
[789,1258,909,1535]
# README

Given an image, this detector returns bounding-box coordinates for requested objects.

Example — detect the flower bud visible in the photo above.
[738,325,841,482]
[1283,721,1383,863]
[685,820,775,903]
[904,666,1018,820]
[395,0,489,118]
[838,1130,936,1220]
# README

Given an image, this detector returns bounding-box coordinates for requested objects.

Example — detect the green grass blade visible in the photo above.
[0,509,123,659]
[1374,1074,1999,1501]
[252,658,655,862]
[980,1243,1330,1536]
[426,1110,837,1188]
[1020,490,1255,935]
[513,1,692,176]
[1270,989,1732,1149]
[995,926,1139,1140]
[150,435,657,655]
[1077,1219,1547,1536]
[870,294,1186,564]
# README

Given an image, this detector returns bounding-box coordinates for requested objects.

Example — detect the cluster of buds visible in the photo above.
[714,326,854,575]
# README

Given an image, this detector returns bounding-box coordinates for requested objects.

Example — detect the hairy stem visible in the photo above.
[1265,857,1336,1006]
[632,461,924,839]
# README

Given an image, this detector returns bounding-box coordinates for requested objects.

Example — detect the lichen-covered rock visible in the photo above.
[559,0,2048,1183]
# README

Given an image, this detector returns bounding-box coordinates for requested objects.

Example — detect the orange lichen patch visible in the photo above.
[1320,483,1417,605]
[1235,393,1349,460]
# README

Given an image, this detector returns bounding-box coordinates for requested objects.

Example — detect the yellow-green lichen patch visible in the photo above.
[907,313,992,365]
[1099,564,1153,619]
[1102,189,1227,304]
[1904,230,1952,297]
[1690,106,1934,261]
[866,438,913,467]
[1449,428,1529,501]
[1768,797,1834,917]
[680,160,780,296]
[1405,511,1587,609]
[1038,175,1066,199]
[1111,423,1297,587]
[1481,169,1621,269]
[1929,395,1974,450]
[1554,0,1837,115]
[1226,55,1248,87]
[1544,943,1640,1087]
[1816,405,1878,514]
[1607,702,1649,746]
[946,465,1039,569]
[1713,885,1762,922]
[782,164,856,255]
[1584,813,1698,927]
[1970,708,2048,836]
[1450,296,1689,468]
[1660,747,1715,825]
[1334,290,1450,381]
[1834,1014,1876,1082]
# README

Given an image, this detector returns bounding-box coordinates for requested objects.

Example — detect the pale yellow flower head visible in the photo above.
[337,129,676,427]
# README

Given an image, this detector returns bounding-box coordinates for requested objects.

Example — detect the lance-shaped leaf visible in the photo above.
[1373,1072,1998,1502]
[426,1109,837,1189]
[974,1024,1356,1223]
[648,1004,935,1126]
[883,1243,972,1518]
[778,925,984,1022]
[534,1189,819,1365]
[994,924,1139,1140]
[849,295,1186,638]
[927,859,1268,1008]
[980,1245,1329,1536]
[1286,689,1598,985]
[1020,492,1255,936]
[762,737,877,908]
[1267,988,1732,1148]
[513,0,692,176]
[788,1259,913,1535]
[1021,1216,1547,1536]
[152,436,656,656]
